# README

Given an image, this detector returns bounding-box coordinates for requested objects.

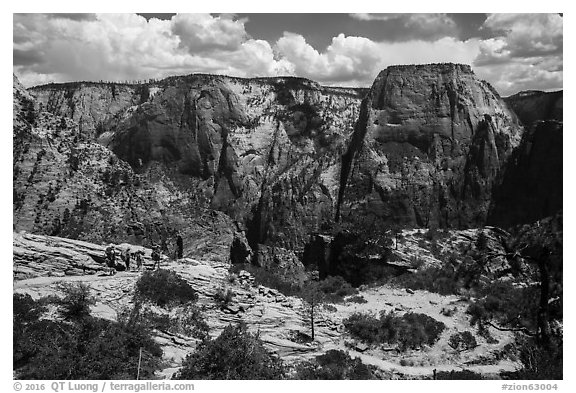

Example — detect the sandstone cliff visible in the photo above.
[487,120,563,228]
[21,74,365,254]
[504,90,563,126]
[336,64,524,229]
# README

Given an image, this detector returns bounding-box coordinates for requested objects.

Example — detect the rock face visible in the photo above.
[336,64,524,229]
[504,90,562,126]
[487,120,563,228]
[24,75,365,254]
[13,75,239,262]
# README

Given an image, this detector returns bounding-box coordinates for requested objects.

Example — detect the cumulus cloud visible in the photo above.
[13,13,291,87]
[171,13,248,53]
[12,13,562,96]
[275,33,480,86]
[473,13,563,95]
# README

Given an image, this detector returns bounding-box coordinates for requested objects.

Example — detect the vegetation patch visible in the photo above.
[135,269,198,308]
[294,349,376,379]
[13,289,162,380]
[343,311,445,351]
[448,331,478,351]
[173,323,285,380]
[317,275,358,303]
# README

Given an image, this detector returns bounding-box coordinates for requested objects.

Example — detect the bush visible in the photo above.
[135,269,197,308]
[137,304,209,340]
[343,311,445,351]
[317,275,358,303]
[57,282,95,320]
[448,331,478,351]
[173,323,285,380]
[13,293,163,379]
[400,312,446,350]
[391,266,461,296]
[214,286,234,306]
[294,349,375,380]
[347,295,368,304]
[441,306,457,317]
[424,228,440,241]
[502,336,562,380]
[435,369,483,380]
[467,281,539,331]
[343,312,383,344]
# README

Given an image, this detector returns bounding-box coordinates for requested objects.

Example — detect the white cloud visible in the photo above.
[276,33,381,84]
[482,13,562,59]
[171,13,248,53]
[472,13,563,95]
[13,13,290,87]
[12,13,563,96]
[275,33,480,86]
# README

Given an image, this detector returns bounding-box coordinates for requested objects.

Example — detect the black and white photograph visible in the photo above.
[10,3,566,388]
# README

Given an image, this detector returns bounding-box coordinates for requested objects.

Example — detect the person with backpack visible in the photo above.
[135,251,143,271]
[105,244,117,275]
[123,248,131,271]
[151,245,161,270]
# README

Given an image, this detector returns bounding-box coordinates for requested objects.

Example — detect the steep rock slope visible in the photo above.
[28,75,365,252]
[14,75,238,260]
[504,90,563,126]
[337,64,524,229]
[487,120,563,228]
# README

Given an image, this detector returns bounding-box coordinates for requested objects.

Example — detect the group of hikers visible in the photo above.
[104,244,162,275]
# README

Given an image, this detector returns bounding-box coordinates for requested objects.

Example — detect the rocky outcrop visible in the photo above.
[504,90,562,126]
[13,231,107,279]
[488,120,563,228]
[23,75,364,253]
[337,63,524,229]
[254,244,307,283]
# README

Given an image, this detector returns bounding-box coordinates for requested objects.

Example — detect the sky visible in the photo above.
[13,13,563,96]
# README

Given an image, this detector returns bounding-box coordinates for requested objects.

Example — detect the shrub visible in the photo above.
[173,323,285,380]
[448,331,478,351]
[343,311,445,350]
[214,286,234,306]
[13,294,162,379]
[57,282,95,320]
[424,228,440,241]
[391,266,460,296]
[502,336,562,380]
[137,304,209,340]
[343,312,383,344]
[441,306,457,317]
[318,275,358,303]
[294,350,375,379]
[435,369,483,380]
[401,312,446,349]
[467,281,539,332]
[135,269,197,308]
[347,295,368,304]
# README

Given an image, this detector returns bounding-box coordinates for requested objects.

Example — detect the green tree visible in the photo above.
[173,323,284,380]
[301,281,326,340]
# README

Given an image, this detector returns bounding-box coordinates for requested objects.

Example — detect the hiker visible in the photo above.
[176,235,183,259]
[123,248,131,271]
[135,251,143,271]
[151,246,161,270]
[105,244,117,275]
